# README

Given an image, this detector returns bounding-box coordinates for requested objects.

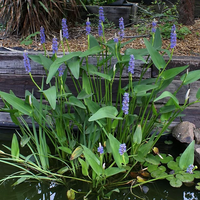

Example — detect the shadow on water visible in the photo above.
[0,129,200,200]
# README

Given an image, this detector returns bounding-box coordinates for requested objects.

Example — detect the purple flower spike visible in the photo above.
[62,18,69,39]
[119,17,125,40]
[58,66,64,77]
[152,19,157,33]
[98,21,103,37]
[170,30,177,48]
[122,92,129,115]
[40,26,45,44]
[171,24,176,33]
[114,33,118,43]
[86,18,91,35]
[186,164,194,174]
[119,143,126,155]
[128,54,135,75]
[23,51,31,73]
[52,37,58,54]
[97,143,104,154]
[99,7,105,23]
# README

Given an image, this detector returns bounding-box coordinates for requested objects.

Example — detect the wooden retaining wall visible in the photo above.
[0,51,200,128]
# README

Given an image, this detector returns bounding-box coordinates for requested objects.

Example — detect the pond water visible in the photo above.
[0,129,200,200]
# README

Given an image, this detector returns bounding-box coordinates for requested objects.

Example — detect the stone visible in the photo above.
[194,128,200,144]
[195,145,200,166]
[172,121,195,144]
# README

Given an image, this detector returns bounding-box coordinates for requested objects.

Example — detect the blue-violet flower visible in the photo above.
[119,17,125,40]
[52,37,58,54]
[40,26,45,44]
[98,21,103,37]
[99,7,105,23]
[186,164,194,174]
[119,143,126,155]
[171,24,176,33]
[58,66,64,77]
[152,19,157,33]
[97,143,104,154]
[170,30,177,49]
[114,33,118,43]
[122,92,129,115]
[86,18,91,35]
[62,18,69,39]
[128,54,135,75]
[23,51,31,73]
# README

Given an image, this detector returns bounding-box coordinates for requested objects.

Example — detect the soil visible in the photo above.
[1,19,200,56]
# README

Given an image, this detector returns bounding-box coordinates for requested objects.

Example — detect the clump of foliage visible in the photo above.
[1,0,78,36]
[0,6,200,199]
[134,0,191,40]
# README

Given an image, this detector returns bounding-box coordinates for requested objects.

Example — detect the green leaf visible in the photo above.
[38,54,53,71]
[153,28,162,49]
[89,34,100,48]
[105,167,126,178]
[169,177,182,188]
[91,71,111,81]
[145,154,160,165]
[108,133,129,168]
[80,46,103,57]
[11,134,19,160]
[68,57,80,79]
[196,88,200,99]
[20,135,31,147]
[181,70,200,85]
[151,170,167,178]
[167,161,181,171]
[89,106,122,121]
[78,158,89,176]
[154,91,180,108]
[81,145,102,176]
[58,146,72,154]
[176,173,194,183]
[67,96,86,109]
[12,177,27,186]
[133,124,142,144]
[70,146,83,160]
[77,89,93,99]
[179,140,195,170]
[160,154,173,163]
[144,38,166,70]
[0,91,32,116]
[57,166,69,174]
[46,52,82,84]
[43,86,57,110]
[161,65,188,80]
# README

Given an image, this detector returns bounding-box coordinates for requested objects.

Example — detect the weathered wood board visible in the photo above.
[1,51,200,127]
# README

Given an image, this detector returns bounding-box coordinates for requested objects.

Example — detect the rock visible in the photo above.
[195,145,200,166]
[172,121,195,144]
[194,128,200,144]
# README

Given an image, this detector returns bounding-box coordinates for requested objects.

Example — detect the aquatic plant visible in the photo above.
[1,7,200,199]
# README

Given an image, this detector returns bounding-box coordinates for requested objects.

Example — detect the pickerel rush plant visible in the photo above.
[1,6,200,199]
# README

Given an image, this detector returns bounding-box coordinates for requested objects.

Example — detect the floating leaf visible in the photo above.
[176,173,194,183]
[169,177,182,188]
